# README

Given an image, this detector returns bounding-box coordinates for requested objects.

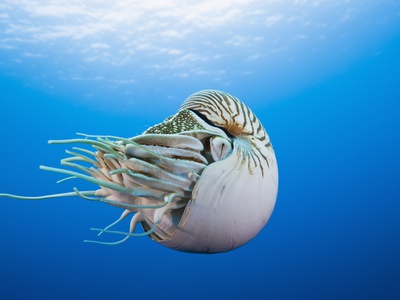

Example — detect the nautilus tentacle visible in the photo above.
[0,90,278,253]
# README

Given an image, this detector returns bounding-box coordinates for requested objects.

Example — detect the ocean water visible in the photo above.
[1,2,400,300]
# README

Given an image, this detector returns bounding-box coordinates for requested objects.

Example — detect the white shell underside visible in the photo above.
[160,138,278,253]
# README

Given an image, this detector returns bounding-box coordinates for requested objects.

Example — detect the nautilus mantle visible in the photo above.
[0,90,278,253]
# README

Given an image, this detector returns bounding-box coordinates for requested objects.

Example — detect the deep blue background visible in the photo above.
[1,22,400,300]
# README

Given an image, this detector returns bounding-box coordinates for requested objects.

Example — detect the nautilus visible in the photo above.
[0,90,278,253]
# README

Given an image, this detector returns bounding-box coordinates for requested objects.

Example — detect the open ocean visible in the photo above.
[1,1,399,299]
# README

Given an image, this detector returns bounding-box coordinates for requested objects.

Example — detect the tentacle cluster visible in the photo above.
[0,108,232,246]
[46,132,210,244]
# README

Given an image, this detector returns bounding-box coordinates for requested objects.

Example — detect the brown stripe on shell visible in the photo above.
[180,90,273,175]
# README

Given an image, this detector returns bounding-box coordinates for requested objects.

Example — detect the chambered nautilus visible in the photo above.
[0,90,278,253]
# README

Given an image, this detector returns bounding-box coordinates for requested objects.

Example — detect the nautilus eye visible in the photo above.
[0,90,278,254]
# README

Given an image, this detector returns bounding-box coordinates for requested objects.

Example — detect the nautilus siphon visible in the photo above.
[0,90,278,253]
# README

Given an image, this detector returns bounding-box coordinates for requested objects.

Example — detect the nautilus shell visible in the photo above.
[0,90,278,253]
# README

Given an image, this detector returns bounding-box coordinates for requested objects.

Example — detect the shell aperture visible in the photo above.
[0,90,278,253]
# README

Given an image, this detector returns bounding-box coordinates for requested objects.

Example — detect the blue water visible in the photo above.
[1,2,400,300]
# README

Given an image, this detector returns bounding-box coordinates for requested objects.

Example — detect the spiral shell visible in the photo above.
[0,90,278,253]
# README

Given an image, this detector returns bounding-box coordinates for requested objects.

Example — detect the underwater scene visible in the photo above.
[0,1,399,299]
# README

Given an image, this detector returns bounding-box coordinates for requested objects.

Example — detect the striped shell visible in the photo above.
[0,90,278,254]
